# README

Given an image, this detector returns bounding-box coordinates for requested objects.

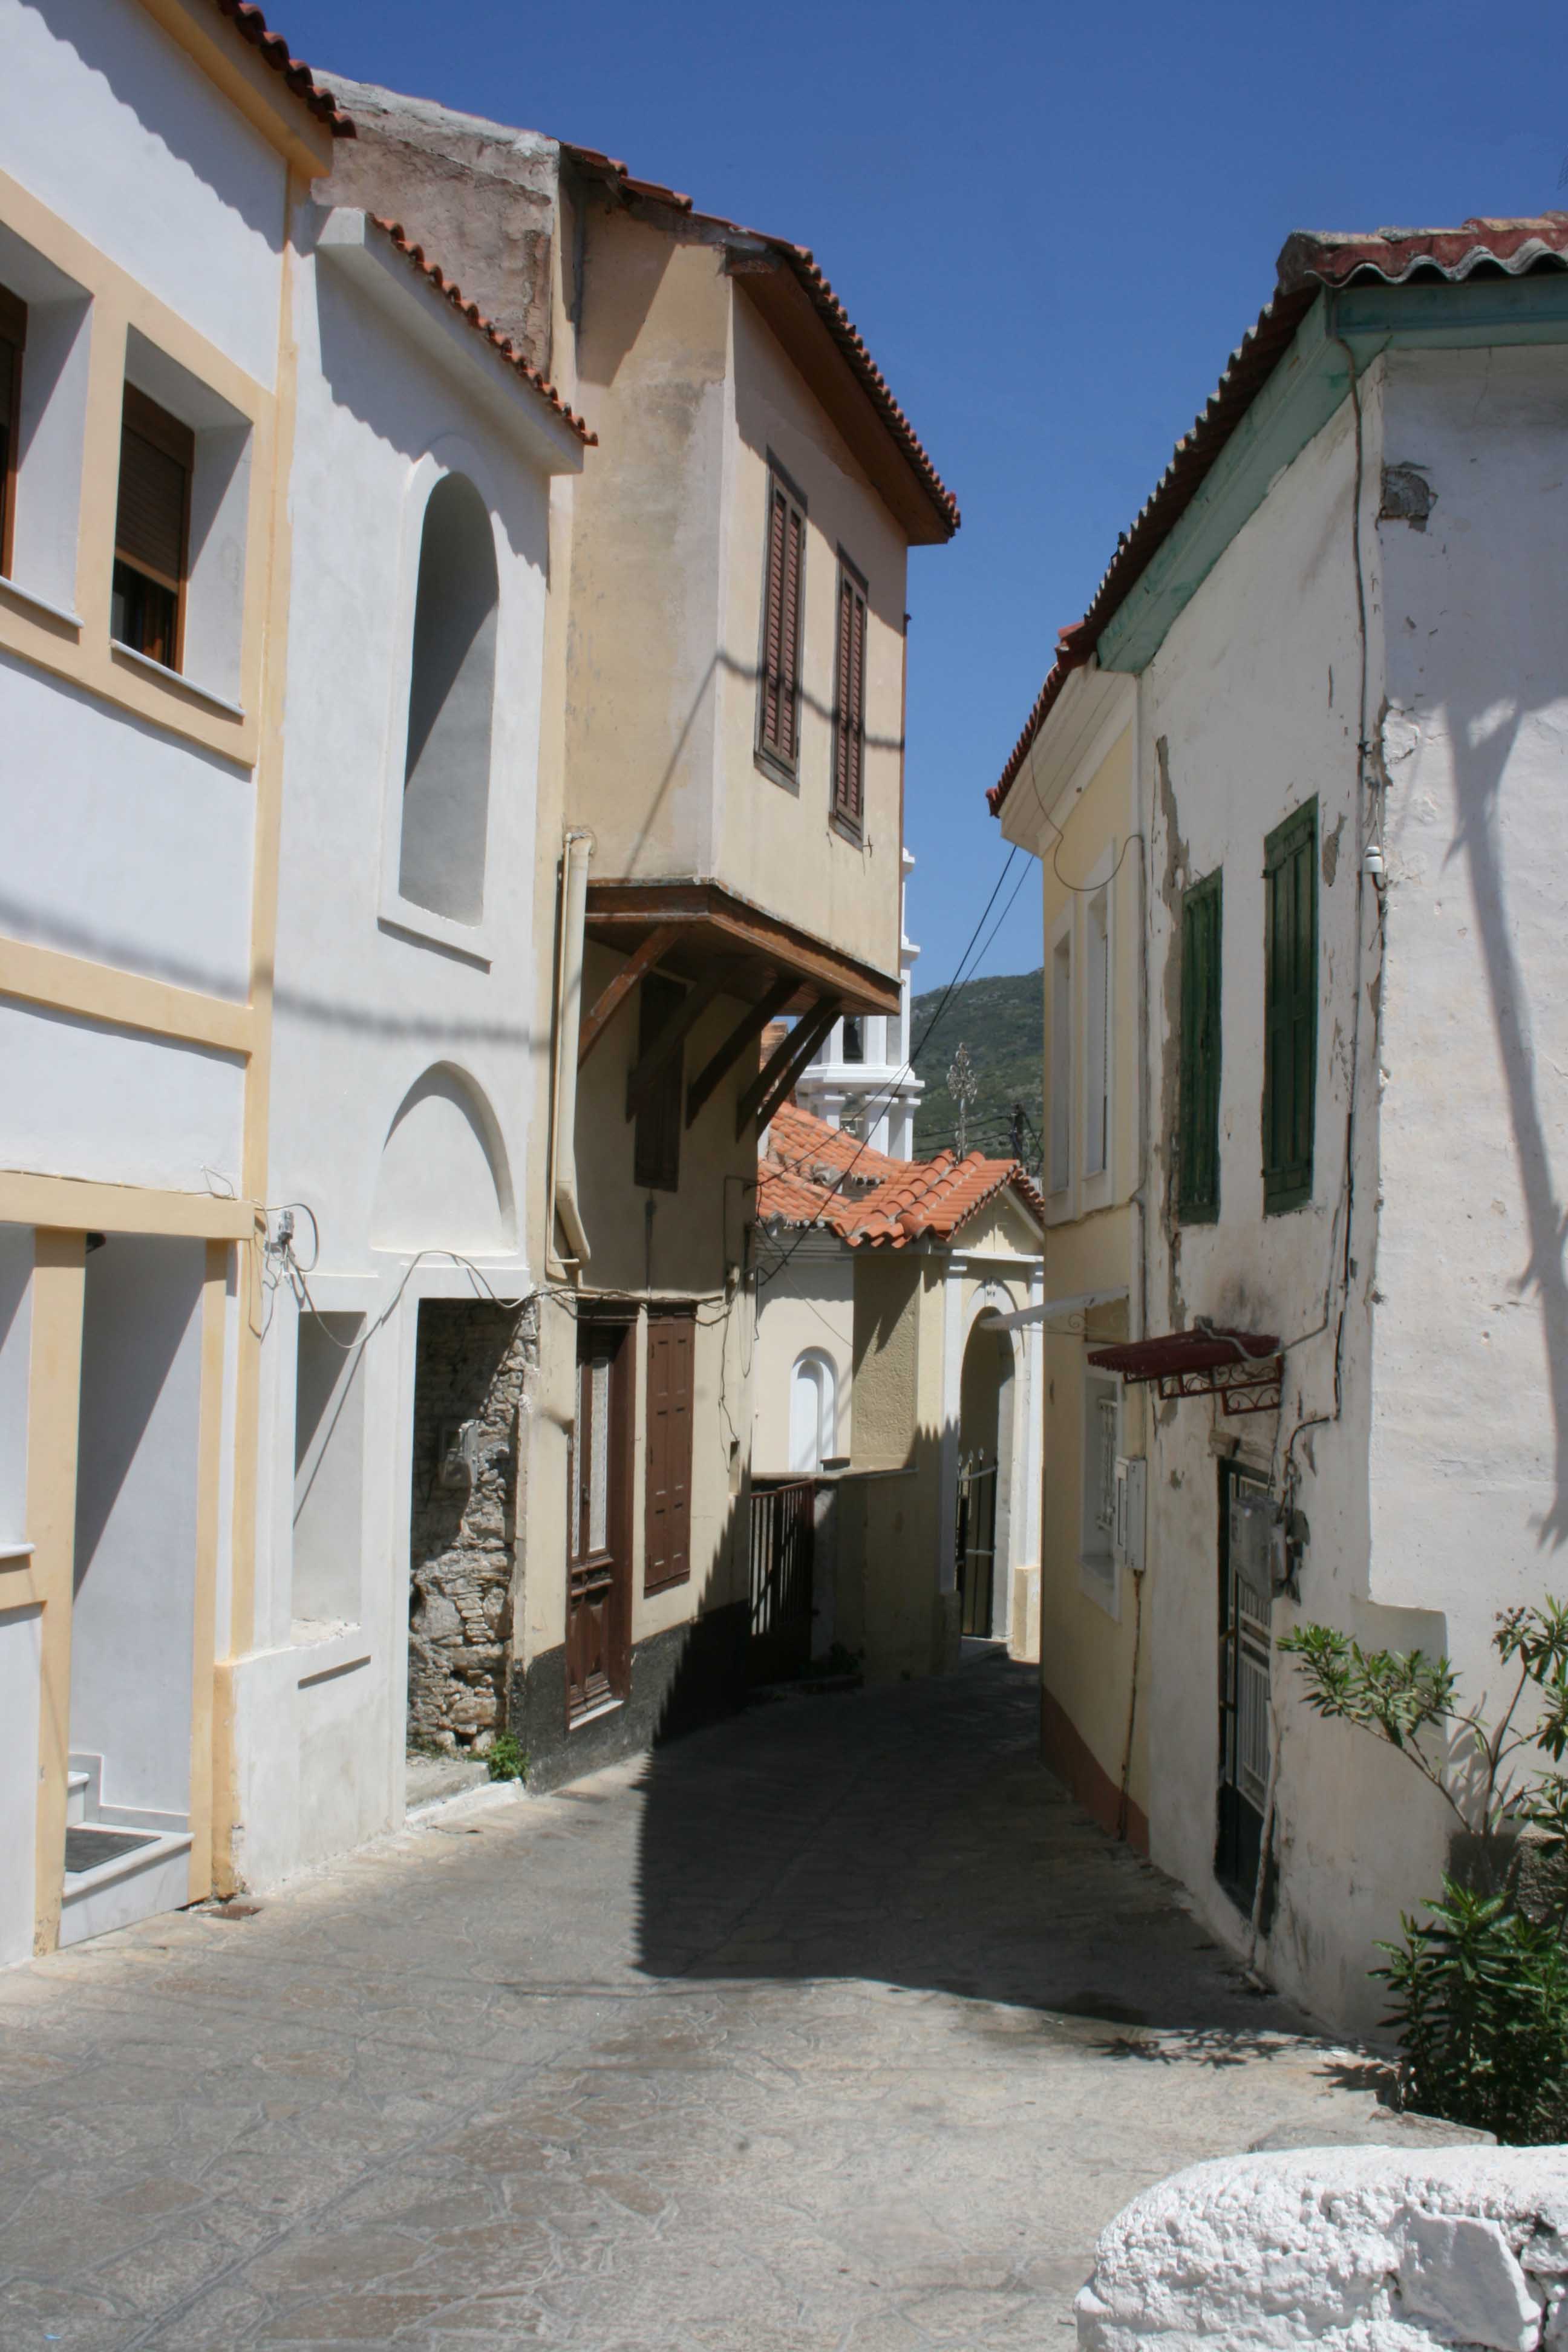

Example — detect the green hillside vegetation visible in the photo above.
[909,967,1044,1169]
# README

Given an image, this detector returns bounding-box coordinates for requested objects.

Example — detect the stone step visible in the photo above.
[66,1771,90,1826]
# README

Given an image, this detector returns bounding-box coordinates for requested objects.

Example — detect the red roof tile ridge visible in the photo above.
[209,0,356,136]
[990,209,1568,818]
[560,142,956,537]
[369,218,597,445]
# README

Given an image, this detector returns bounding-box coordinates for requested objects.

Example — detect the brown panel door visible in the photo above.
[566,1317,633,1722]
[644,1307,694,1594]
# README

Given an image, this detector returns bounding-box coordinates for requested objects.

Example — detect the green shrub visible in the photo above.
[1377,1878,1568,2143]
[486,1732,526,1783]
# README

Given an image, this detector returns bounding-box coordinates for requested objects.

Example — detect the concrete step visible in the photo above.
[59,1829,192,1949]
[66,1771,90,1826]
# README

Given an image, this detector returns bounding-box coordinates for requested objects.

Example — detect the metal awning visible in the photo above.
[985,1287,1128,1332]
[1086,1325,1282,1417]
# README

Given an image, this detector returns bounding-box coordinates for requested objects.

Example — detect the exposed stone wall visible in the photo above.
[407,1299,537,1754]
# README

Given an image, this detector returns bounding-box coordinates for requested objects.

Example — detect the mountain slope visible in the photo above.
[909,967,1044,1168]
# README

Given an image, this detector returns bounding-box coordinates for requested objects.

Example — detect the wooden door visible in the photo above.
[566,1317,633,1722]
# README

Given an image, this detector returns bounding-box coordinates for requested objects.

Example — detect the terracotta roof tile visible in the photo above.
[758,1105,1044,1249]
[989,211,1568,815]
[370,218,598,444]
[209,0,356,136]
[563,143,957,538]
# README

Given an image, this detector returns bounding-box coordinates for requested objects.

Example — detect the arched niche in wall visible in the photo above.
[398,472,499,926]
[789,1349,837,1475]
[370,1063,514,1255]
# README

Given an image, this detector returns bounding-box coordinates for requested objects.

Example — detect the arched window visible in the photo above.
[789,1350,837,1475]
[399,474,498,925]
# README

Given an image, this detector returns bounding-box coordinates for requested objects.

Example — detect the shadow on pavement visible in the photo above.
[632,1648,1318,2041]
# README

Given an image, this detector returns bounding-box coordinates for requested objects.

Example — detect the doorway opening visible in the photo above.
[63,1235,204,1944]
[956,1314,1015,1641]
[1215,1460,1275,1920]
[566,1310,634,1726]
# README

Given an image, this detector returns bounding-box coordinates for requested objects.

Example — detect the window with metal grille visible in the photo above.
[832,556,867,835]
[756,465,805,783]
[112,383,192,670]
[0,283,24,579]
[633,972,685,1193]
[1177,869,1223,1223]
[1261,802,1317,1214]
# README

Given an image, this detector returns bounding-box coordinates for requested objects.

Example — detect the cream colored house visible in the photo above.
[0,0,350,1956]
[316,82,959,1790]
[995,212,1568,2031]
[991,668,1149,1841]
[754,1103,1045,1675]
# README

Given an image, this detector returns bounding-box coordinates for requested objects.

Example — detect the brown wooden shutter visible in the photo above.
[832,564,867,832]
[0,283,25,580]
[757,469,805,775]
[116,385,192,593]
[644,1307,694,1593]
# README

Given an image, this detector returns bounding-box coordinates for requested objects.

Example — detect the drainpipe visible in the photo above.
[550,828,594,1275]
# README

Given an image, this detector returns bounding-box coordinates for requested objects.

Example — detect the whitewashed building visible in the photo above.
[994,212,1568,2030]
[0,0,351,1959]
[227,209,591,1888]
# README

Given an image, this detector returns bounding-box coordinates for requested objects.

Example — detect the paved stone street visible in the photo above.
[1,1656,1396,2350]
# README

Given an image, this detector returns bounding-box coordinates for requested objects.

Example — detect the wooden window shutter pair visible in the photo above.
[1177,871,1223,1223]
[113,384,193,669]
[832,563,867,834]
[757,472,804,775]
[1261,802,1318,1214]
[644,1307,695,1593]
[0,283,26,579]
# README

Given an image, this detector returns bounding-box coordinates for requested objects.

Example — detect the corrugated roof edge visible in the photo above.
[209,0,356,135]
[370,218,598,445]
[564,143,958,538]
[989,211,1568,816]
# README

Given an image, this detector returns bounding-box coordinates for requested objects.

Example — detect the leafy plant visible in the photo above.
[486,1732,526,1783]
[1376,1879,1568,2143]
[1282,1601,1568,2140]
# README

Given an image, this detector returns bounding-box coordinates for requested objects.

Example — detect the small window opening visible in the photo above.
[113,384,191,670]
[832,557,867,836]
[399,474,499,926]
[841,1016,864,1064]
[756,466,805,783]
[0,283,25,578]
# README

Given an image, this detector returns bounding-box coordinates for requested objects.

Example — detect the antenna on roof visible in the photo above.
[947,1044,978,1158]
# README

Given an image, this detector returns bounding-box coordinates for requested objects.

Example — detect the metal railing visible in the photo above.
[748,1477,816,1684]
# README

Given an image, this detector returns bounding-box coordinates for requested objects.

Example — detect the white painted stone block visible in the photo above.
[1077,2147,1568,2350]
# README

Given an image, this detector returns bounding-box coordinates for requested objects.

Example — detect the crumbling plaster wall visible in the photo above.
[408,1300,537,1753]
[317,76,560,370]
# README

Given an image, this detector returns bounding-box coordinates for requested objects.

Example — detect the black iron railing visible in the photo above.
[748,1477,815,1684]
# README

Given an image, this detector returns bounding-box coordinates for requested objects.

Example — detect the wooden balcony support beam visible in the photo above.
[577,925,682,1068]
[685,973,797,1129]
[737,995,841,1139]
[625,960,743,1120]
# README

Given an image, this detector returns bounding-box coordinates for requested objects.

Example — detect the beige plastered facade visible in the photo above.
[1,0,333,1948]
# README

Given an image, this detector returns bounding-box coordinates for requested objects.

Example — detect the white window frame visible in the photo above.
[1080,1368,1121,1619]
[1047,910,1073,1204]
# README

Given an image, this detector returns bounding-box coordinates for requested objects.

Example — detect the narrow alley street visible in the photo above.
[0,1658,1402,2350]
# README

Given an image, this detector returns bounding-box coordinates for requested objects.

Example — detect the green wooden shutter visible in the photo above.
[1262,802,1317,1213]
[1177,870,1222,1223]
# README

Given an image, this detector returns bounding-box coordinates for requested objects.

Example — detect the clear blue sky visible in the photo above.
[297,0,1564,986]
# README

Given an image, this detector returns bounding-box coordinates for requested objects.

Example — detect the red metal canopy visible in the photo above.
[1087,1327,1282,1417]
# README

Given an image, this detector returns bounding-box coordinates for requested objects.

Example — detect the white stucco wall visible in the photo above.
[1372,344,1568,1645]
[3,0,287,388]
[232,204,558,1887]
[753,1239,855,1476]
[0,999,246,1195]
